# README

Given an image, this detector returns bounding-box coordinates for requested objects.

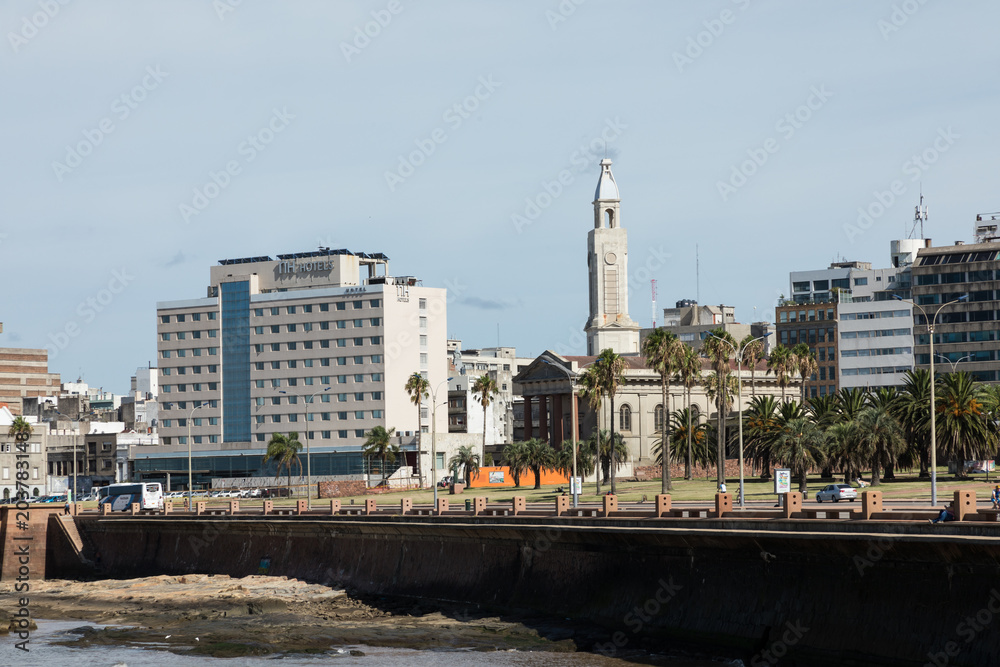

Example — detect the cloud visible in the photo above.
[163,251,187,268]
[459,296,520,310]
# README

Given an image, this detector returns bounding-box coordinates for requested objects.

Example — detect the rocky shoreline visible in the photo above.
[0,575,597,658]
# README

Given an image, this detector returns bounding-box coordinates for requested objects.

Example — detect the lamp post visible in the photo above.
[894,293,969,507]
[935,353,973,374]
[708,331,772,509]
[280,386,331,508]
[429,377,453,506]
[187,402,210,509]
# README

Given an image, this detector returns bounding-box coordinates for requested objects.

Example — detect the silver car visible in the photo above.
[816,484,858,503]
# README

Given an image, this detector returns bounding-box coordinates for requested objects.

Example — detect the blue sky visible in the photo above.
[1,0,996,393]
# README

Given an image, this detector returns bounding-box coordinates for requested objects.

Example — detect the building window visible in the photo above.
[654,405,665,433]
[619,405,632,432]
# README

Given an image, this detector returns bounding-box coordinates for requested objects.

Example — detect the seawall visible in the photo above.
[58,515,1000,666]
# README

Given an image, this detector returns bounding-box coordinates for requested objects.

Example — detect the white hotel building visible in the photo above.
[141,249,448,489]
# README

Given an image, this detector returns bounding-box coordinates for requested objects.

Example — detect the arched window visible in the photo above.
[654,404,665,433]
[605,208,615,228]
[2,488,9,499]
[619,405,632,432]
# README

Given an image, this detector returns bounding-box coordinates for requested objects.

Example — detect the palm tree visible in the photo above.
[502,441,529,487]
[448,445,481,486]
[676,344,702,480]
[702,328,737,486]
[836,387,869,423]
[772,417,826,493]
[766,344,794,402]
[936,372,995,470]
[556,442,595,479]
[589,349,627,494]
[704,367,737,486]
[362,426,400,486]
[743,395,781,479]
[471,374,500,462]
[791,343,817,404]
[8,416,32,441]
[896,369,933,477]
[263,432,303,496]
[584,429,629,485]
[642,329,684,492]
[740,334,765,398]
[852,406,906,486]
[404,372,430,484]
[655,408,710,472]
[825,421,861,484]
[523,438,556,489]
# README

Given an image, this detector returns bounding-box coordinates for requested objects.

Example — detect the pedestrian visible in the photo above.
[930,503,956,524]
[991,485,1000,510]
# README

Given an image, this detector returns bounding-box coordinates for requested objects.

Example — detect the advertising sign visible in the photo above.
[570,477,582,495]
[488,471,505,484]
[773,468,791,494]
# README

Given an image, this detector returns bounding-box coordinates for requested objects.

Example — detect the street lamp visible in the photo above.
[187,402,210,509]
[429,377,454,506]
[280,386,331,508]
[894,293,969,507]
[543,358,595,509]
[935,353,973,374]
[708,331,772,509]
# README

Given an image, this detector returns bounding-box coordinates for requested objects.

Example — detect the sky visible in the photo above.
[1,0,997,395]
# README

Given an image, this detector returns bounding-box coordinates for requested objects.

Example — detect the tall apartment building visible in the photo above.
[779,239,921,396]
[911,234,1000,382]
[144,249,448,489]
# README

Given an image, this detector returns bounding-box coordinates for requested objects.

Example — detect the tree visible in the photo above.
[471,374,500,462]
[263,432,303,496]
[743,395,781,479]
[791,343,817,404]
[852,406,906,486]
[772,418,826,493]
[7,416,32,440]
[676,344,702,480]
[590,349,627,494]
[704,368,737,486]
[642,329,684,492]
[702,328,737,486]
[584,430,629,485]
[448,445,481,486]
[936,372,995,469]
[556,442,595,479]
[523,439,556,489]
[896,369,933,477]
[740,334,765,398]
[836,387,868,423]
[404,372,430,485]
[766,344,794,402]
[654,408,710,472]
[362,426,400,487]
[502,441,529,487]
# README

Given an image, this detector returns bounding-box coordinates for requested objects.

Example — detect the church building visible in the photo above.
[514,160,797,471]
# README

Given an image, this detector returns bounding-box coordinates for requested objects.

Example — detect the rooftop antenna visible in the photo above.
[909,185,928,239]
[650,279,657,328]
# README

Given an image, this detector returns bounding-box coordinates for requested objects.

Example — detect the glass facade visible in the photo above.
[221,281,251,443]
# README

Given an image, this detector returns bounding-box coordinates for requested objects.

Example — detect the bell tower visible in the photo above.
[585,159,640,356]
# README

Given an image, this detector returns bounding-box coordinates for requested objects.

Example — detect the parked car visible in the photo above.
[816,484,858,503]
[438,476,454,488]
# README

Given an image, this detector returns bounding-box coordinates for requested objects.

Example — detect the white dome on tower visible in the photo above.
[594,158,619,201]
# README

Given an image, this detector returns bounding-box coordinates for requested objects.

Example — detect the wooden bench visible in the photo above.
[802,509,853,520]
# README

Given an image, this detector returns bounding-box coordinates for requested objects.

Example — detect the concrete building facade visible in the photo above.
[0,348,61,416]
[911,238,1000,382]
[145,249,448,490]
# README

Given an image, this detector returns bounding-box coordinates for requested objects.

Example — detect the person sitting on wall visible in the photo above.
[992,485,1000,510]
[718,482,727,494]
[930,503,956,524]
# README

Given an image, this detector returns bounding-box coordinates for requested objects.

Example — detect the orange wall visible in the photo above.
[467,466,569,489]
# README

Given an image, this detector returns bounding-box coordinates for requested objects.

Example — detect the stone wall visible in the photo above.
[65,516,1000,666]
[633,459,743,481]
[316,480,367,498]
